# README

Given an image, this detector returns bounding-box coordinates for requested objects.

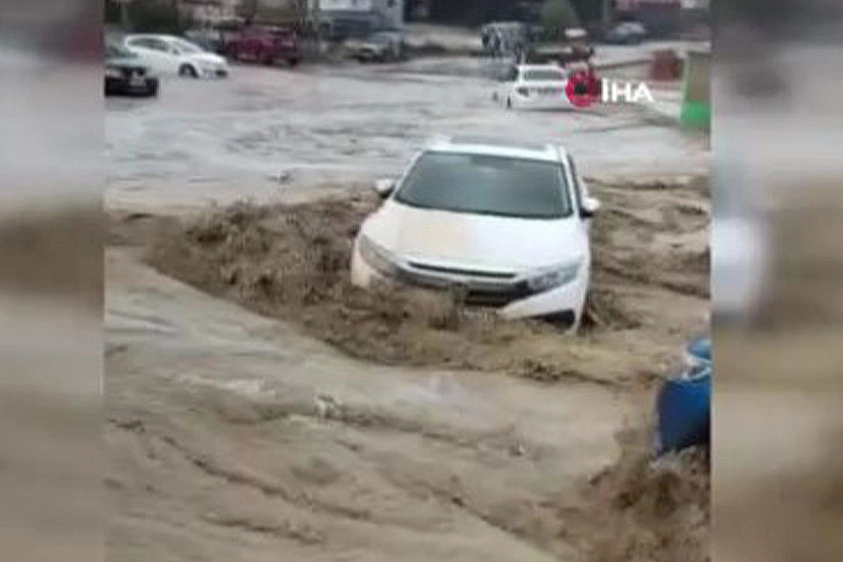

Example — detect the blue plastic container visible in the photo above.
[685,336,711,366]
[654,362,711,456]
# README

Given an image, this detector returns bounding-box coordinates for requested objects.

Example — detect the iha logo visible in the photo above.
[565,70,601,108]
[565,73,655,108]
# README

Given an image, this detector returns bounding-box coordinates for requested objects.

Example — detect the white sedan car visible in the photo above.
[493,64,571,110]
[121,34,229,78]
[351,136,600,330]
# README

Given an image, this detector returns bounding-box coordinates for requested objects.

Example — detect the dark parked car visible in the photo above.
[227,26,301,66]
[184,27,226,55]
[603,21,648,45]
[345,31,405,62]
[104,41,158,97]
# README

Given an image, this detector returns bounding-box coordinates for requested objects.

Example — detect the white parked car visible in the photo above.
[493,64,571,110]
[350,136,600,330]
[121,34,229,78]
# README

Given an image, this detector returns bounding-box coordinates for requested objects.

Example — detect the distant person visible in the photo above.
[491,32,502,60]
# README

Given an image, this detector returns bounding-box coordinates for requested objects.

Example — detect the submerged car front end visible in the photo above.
[347,39,389,62]
[104,54,158,97]
[350,205,590,329]
[193,53,229,77]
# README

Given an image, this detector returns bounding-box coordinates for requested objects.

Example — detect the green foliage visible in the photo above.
[104,0,195,34]
[540,0,581,39]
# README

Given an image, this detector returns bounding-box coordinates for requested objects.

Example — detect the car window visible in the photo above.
[395,152,572,219]
[130,37,171,52]
[522,69,566,82]
[172,39,204,54]
[107,42,136,59]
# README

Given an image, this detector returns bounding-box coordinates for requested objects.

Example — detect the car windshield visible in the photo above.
[394,152,572,219]
[107,42,136,59]
[172,39,204,53]
[522,69,566,81]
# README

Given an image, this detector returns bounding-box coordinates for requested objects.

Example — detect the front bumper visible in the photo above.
[104,76,158,97]
[350,244,588,328]
[200,66,229,78]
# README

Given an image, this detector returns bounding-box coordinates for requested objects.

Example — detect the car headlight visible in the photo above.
[358,234,401,277]
[105,67,122,79]
[526,260,582,292]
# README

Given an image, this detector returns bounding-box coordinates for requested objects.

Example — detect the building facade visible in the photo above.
[309,0,403,31]
[178,0,240,23]
[615,0,699,37]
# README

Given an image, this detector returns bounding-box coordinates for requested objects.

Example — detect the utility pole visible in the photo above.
[115,0,131,31]
[602,0,613,28]
[312,0,323,58]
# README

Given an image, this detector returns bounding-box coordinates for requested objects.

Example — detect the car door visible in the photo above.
[239,30,261,61]
[126,37,175,74]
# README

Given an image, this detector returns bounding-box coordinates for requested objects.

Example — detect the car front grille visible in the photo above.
[464,284,532,308]
[406,261,516,280]
[395,265,532,309]
[121,67,146,78]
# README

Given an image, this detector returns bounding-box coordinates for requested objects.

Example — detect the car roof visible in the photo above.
[126,34,178,41]
[426,136,567,163]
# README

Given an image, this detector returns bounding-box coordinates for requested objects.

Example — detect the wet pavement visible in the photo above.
[106,58,709,211]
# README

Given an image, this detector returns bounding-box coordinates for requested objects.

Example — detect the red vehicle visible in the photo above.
[227,26,301,67]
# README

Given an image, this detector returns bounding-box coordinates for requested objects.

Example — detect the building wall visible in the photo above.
[309,0,403,28]
[615,0,683,37]
[320,0,374,10]
[179,0,240,23]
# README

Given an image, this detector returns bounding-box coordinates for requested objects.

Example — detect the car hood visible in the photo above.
[362,200,588,273]
[106,56,146,69]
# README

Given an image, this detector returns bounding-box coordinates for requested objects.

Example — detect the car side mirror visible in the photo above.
[374,178,395,198]
[581,196,600,218]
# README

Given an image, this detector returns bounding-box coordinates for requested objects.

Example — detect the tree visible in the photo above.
[540,0,581,39]
[238,0,258,25]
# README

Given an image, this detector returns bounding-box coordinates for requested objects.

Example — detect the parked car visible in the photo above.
[350,136,600,330]
[492,64,571,110]
[603,21,648,45]
[345,31,405,62]
[121,34,229,78]
[184,27,226,55]
[654,336,712,456]
[227,26,301,66]
[104,41,159,97]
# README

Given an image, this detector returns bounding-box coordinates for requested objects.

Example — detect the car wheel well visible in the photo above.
[179,63,198,78]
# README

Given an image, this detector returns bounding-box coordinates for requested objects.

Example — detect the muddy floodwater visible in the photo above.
[106,59,708,212]
[106,58,710,562]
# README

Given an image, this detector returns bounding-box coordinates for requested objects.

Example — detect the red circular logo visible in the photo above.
[565,70,601,108]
